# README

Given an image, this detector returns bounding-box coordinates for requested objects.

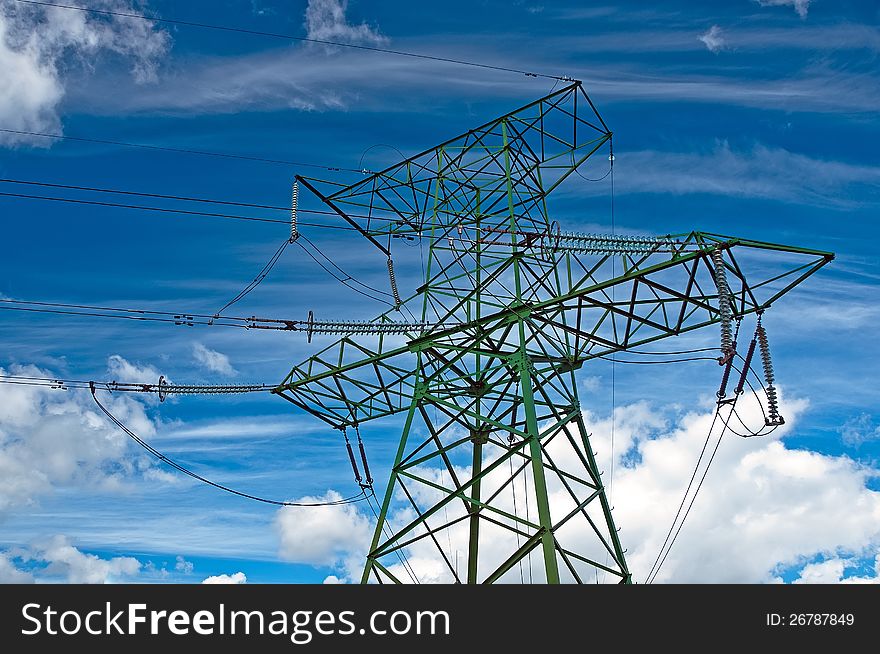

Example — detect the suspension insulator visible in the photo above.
[756,319,783,425]
[734,337,757,396]
[712,248,734,359]
[717,355,734,399]
[357,434,373,486]
[387,257,402,308]
[344,432,362,485]
[290,181,299,243]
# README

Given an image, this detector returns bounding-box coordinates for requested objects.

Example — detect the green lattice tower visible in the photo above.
[273,84,833,583]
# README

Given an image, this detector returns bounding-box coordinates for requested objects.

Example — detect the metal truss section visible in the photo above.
[273,82,833,583]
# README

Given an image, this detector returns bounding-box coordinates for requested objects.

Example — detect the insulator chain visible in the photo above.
[387,257,402,308]
[755,318,783,425]
[102,376,273,402]
[356,426,373,488]
[290,180,299,243]
[155,384,268,395]
[306,318,438,338]
[712,248,734,360]
[341,426,373,489]
[552,232,677,255]
[735,337,757,398]
[249,312,456,338]
[342,429,362,485]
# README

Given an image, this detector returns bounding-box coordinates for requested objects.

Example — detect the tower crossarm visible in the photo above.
[274,232,832,428]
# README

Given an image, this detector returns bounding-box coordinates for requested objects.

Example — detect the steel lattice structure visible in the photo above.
[272,83,833,583]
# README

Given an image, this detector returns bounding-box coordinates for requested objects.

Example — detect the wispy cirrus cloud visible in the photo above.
[698,25,726,53]
[597,141,880,207]
[756,0,812,20]
[69,43,880,117]
[560,23,880,54]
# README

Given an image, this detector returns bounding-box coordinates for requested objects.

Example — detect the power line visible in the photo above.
[215,238,292,315]
[0,189,375,232]
[0,374,272,395]
[0,177,322,213]
[0,178,415,231]
[14,0,573,82]
[597,355,718,365]
[89,383,368,507]
[646,405,734,584]
[643,408,721,584]
[0,190,289,226]
[297,234,395,305]
[0,128,364,173]
[0,298,301,331]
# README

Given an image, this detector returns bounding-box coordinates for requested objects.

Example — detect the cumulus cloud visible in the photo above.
[698,25,726,53]
[756,0,812,19]
[0,0,168,146]
[792,556,880,584]
[0,552,34,583]
[0,357,162,512]
[3,535,141,583]
[192,343,236,376]
[31,535,141,583]
[285,391,880,584]
[202,571,247,584]
[0,537,204,584]
[275,490,372,581]
[581,394,880,583]
[304,0,386,45]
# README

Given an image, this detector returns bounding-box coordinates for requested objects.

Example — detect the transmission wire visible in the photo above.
[364,491,420,584]
[15,1,574,82]
[90,385,367,507]
[647,404,736,583]
[0,133,362,172]
[215,238,291,315]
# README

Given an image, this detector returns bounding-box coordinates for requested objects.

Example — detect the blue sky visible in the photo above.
[0,0,878,584]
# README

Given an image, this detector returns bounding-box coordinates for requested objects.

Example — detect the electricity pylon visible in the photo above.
[273,83,833,583]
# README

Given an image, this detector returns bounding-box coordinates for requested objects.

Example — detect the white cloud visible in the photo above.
[174,555,194,574]
[698,25,726,53]
[34,535,141,583]
[322,574,344,584]
[0,552,34,583]
[202,571,247,584]
[304,0,386,45]
[69,28,880,117]
[107,353,163,384]
[192,343,236,376]
[292,390,880,584]
[793,556,880,584]
[0,0,168,147]
[756,0,812,19]
[0,537,209,584]
[593,394,880,583]
[0,358,162,511]
[275,490,372,580]
[838,414,880,448]
[597,141,880,208]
